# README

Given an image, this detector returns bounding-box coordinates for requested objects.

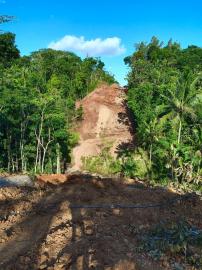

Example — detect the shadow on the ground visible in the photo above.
[0,175,201,270]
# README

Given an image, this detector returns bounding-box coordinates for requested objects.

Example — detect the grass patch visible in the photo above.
[139,220,202,268]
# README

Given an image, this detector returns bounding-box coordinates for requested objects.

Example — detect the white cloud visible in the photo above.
[48,35,126,56]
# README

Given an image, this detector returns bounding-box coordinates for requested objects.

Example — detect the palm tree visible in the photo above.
[159,73,202,144]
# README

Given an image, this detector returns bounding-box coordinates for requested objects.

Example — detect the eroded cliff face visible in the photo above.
[71,83,134,170]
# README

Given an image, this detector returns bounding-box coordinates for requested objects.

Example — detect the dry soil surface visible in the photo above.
[71,84,134,170]
[0,174,201,270]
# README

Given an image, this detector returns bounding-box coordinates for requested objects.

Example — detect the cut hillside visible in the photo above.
[71,84,134,170]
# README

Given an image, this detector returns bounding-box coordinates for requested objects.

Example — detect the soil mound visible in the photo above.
[0,176,201,269]
[72,84,134,170]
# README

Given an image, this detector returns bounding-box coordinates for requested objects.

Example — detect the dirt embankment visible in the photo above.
[0,175,201,270]
[71,84,134,170]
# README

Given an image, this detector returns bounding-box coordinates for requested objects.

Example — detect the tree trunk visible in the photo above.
[7,134,11,173]
[41,129,53,173]
[56,143,61,174]
[34,108,45,173]
[34,139,39,173]
[20,120,27,172]
[178,119,182,144]
[41,148,46,173]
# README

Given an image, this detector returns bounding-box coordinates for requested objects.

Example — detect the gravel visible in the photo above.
[0,175,34,187]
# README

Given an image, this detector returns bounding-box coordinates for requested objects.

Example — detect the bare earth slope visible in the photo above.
[0,176,201,270]
[71,84,134,170]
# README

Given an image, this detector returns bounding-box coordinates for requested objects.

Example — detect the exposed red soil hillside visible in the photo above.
[71,84,134,170]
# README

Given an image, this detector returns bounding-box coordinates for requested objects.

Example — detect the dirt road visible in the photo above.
[0,175,201,270]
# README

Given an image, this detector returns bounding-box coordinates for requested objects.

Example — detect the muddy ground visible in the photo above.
[0,175,201,270]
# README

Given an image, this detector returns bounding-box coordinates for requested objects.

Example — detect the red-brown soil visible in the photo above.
[0,175,201,270]
[71,84,134,170]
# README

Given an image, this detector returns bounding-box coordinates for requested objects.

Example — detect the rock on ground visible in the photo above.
[0,175,34,187]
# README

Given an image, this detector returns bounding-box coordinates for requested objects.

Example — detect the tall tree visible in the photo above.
[159,74,201,144]
[125,37,202,181]
[0,32,20,67]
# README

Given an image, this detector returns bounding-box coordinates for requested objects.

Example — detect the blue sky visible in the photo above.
[1,0,202,85]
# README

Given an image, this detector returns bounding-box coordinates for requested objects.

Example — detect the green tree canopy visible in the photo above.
[125,37,202,182]
[0,32,20,67]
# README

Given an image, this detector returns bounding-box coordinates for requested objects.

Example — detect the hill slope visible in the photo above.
[71,84,134,170]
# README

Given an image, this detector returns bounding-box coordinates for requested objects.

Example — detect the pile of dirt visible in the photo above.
[71,84,134,170]
[0,175,201,270]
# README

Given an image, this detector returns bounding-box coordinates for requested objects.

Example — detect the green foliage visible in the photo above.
[120,150,137,178]
[82,144,122,176]
[0,32,20,67]
[125,37,202,184]
[68,132,80,148]
[82,145,142,178]
[121,155,137,178]
[0,32,115,173]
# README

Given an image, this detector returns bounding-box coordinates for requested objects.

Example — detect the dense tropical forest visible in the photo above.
[0,15,201,189]
[0,19,115,173]
[125,37,202,187]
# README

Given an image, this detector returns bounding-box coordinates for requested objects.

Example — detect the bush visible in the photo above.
[82,145,142,178]
[82,146,122,176]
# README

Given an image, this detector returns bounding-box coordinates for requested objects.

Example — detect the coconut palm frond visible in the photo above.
[158,111,174,128]
[157,104,173,118]
[183,106,197,120]
[155,104,167,115]
[190,72,202,92]
[187,91,202,106]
